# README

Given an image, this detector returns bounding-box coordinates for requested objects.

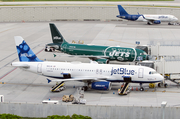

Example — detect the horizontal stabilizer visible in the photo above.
[11,62,29,68]
[47,78,52,83]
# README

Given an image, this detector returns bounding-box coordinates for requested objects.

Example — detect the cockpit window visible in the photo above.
[149,71,157,74]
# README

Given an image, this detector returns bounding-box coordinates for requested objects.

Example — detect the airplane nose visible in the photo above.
[159,75,164,82]
[174,17,178,21]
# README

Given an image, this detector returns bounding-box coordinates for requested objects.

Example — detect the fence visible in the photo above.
[0,102,180,119]
[0,6,179,22]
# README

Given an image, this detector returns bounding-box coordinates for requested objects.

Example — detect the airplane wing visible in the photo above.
[141,15,160,22]
[47,76,109,83]
[77,55,109,59]
[53,53,109,59]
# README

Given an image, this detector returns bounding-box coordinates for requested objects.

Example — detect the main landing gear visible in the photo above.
[82,82,89,91]
[82,86,88,91]
[147,22,152,25]
[158,82,168,88]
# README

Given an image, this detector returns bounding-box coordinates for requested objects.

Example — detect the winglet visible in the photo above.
[47,78,52,83]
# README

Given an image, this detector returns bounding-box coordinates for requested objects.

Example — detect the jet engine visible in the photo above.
[94,59,109,64]
[153,20,161,24]
[89,82,111,90]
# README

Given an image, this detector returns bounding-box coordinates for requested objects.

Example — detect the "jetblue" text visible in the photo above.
[111,67,135,75]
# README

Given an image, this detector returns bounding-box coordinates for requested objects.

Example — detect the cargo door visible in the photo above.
[37,63,42,73]
[138,68,144,78]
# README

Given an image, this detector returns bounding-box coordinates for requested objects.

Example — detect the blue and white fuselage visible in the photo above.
[116,5,178,25]
[12,61,164,84]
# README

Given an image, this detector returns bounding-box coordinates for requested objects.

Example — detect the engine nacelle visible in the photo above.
[94,59,109,64]
[90,82,111,90]
[153,20,161,24]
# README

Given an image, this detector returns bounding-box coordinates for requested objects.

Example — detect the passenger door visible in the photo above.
[138,68,144,78]
[37,63,42,73]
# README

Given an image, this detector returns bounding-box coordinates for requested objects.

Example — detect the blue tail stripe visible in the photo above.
[118,5,129,16]
[15,37,43,62]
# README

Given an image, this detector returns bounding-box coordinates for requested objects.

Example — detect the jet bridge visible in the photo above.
[138,43,180,85]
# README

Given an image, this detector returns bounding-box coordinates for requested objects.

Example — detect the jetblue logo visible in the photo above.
[20,53,32,57]
[159,16,168,19]
[53,36,61,40]
[111,67,135,75]
[109,50,130,57]
[95,85,105,87]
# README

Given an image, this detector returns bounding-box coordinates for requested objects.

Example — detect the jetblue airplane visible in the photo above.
[45,23,149,64]
[116,5,178,25]
[12,36,164,91]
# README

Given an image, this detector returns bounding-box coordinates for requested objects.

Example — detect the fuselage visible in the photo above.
[60,42,148,62]
[138,15,178,22]
[117,14,178,22]
[12,61,164,83]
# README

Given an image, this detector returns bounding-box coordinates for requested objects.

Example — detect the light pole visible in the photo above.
[161,101,167,119]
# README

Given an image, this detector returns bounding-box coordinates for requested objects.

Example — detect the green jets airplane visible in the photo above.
[45,23,149,64]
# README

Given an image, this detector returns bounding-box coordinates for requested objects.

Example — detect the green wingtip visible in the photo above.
[53,54,56,57]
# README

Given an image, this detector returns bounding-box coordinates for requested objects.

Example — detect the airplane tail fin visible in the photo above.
[49,23,68,44]
[117,5,129,16]
[14,36,43,62]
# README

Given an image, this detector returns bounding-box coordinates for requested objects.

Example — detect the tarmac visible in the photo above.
[0,21,180,107]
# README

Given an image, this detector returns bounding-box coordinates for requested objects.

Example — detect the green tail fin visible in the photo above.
[49,23,68,44]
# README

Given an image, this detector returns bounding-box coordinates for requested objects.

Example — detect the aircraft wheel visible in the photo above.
[83,86,88,91]
[164,83,168,88]
[147,22,151,25]
[158,83,161,87]
[140,87,144,91]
